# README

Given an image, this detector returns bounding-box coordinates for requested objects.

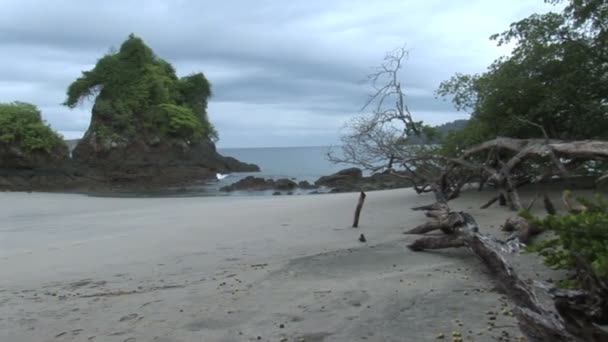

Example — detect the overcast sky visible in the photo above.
[0,0,556,148]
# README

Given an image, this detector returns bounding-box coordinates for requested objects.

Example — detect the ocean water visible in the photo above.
[219,146,347,182]
[195,146,352,195]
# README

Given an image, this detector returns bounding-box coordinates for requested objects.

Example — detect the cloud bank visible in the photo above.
[0,0,555,147]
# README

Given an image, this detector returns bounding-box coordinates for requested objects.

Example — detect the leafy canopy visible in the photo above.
[0,102,66,153]
[437,0,608,154]
[64,34,217,142]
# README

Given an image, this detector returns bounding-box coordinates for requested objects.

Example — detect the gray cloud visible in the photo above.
[0,0,555,147]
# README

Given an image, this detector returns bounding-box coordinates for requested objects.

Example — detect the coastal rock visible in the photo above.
[220,176,275,192]
[221,177,318,193]
[364,172,413,190]
[313,168,413,193]
[314,167,363,189]
[274,178,297,190]
[73,135,259,182]
[0,102,70,171]
[0,102,83,191]
[65,35,259,189]
[0,144,69,171]
[298,180,316,189]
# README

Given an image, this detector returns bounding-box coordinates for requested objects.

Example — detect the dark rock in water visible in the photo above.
[363,172,413,190]
[0,136,87,191]
[298,180,316,189]
[314,167,363,190]
[221,176,318,193]
[73,137,259,184]
[314,168,413,193]
[274,178,297,190]
[272,191,281,196]
[336,167,363,177]
[220,176,276,192]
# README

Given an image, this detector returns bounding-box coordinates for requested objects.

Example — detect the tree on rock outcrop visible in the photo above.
[64,34,219,166]
[0,101,68,168]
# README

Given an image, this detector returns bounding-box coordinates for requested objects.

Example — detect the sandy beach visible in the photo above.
[0,189,539,341]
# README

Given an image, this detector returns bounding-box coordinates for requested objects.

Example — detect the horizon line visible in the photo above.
[218,145,335,150]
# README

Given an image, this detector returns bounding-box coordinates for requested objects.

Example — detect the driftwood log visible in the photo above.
[406,192,608,341]
[385,137,608,339]
[352,191,366,228]
[501,216,542,244]
[393,138,608,213]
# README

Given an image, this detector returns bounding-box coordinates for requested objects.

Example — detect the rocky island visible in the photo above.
[0,35,258,192]
[0,102,76,190]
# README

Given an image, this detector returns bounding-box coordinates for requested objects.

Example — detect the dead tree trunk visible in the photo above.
[352,191,366,228]
[405,189,608,341]
[392,137,608,339]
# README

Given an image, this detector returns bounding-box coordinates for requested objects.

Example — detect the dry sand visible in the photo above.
[0,188,550,341]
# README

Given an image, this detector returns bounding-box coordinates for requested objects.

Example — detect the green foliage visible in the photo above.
[437,0,608,152]
[525,195,608,288]
[64,34,217,142]
[150,104,207,141]
[419,125,440,143]
[440,119,488,156]
[0,102,66,153]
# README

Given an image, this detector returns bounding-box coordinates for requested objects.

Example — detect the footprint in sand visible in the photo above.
[119,313,138,322]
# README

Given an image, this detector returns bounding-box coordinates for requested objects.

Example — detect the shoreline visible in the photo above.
[0,188,583,341]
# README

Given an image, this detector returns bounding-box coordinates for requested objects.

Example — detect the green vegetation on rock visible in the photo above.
[149,104,205,141]
[0,101,66,153]
[64,34,217,143]
[524,195,608,289]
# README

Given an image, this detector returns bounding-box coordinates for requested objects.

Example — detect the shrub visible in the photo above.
[0,102,66,153]
[150,104,208,142]
[525,195,608,288]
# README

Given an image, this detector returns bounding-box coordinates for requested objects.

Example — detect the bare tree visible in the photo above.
[328,46,436,174]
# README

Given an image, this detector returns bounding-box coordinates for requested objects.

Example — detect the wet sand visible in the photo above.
[0,189,535,341]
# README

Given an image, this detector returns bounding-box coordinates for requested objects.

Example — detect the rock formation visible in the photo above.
[220,176,297,192]
[314,167,413,192]
[64,34,258,186]
[0,102,79,191]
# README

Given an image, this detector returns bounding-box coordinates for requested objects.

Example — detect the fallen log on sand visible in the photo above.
[406,194,608,341]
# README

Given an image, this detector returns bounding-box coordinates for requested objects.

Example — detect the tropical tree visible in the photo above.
[437,0,608,154]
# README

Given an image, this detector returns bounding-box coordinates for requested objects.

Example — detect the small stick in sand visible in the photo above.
[352,191,367,228]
